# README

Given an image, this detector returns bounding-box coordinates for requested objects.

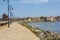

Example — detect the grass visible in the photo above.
[19,22,32,29]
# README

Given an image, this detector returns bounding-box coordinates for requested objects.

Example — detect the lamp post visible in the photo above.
[7,0,9,27]
[3,0,10,27]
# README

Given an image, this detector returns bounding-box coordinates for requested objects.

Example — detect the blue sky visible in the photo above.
[0,0,60,18]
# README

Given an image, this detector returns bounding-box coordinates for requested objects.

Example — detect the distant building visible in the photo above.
[26,17,32,21]
[2,13,8,20]
[32,17,41,22]
[50,16,54,21]
[55,16,60,21]
[47,16,55,21]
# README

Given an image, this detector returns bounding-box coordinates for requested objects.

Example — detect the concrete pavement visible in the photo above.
[0,22,39,40]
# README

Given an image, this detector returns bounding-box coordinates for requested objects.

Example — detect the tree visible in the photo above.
[40,16,47,21]
[40,16,44,19]
[2,13,8,20]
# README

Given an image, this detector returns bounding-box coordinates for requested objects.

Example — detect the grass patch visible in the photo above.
[19,22,32,29]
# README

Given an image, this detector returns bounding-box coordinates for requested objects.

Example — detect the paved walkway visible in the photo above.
[0,22,39,40]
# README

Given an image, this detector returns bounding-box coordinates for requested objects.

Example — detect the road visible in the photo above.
[0,22,39,40]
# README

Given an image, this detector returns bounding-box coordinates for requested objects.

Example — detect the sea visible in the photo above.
[28,21,60,34]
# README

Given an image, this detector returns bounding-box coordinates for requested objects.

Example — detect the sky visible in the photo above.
[0,0,60,18]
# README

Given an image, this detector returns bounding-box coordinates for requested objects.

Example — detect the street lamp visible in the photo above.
[3,0,10,27]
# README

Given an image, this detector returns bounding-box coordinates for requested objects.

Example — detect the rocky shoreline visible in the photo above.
[32,27,60,40]
[18,22,60,40]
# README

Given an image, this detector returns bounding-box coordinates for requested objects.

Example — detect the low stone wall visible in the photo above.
[0,21,12,26]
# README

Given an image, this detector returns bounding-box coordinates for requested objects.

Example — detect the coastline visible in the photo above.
[18,22,60,40]
[19,20,59,23]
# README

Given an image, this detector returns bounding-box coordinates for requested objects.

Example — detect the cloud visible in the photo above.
[10,0,48,4]
[11,0,60,4]
[21,0,48,4]
[53,0,60,1]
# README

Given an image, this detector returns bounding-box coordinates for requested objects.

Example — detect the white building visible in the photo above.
[47,16,55,21]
